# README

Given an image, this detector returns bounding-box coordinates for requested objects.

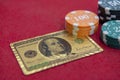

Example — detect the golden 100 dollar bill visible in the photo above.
[10,30,103,75]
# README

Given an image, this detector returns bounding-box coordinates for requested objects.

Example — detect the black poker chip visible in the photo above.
[98,5,120,15]
[98,0,120,24]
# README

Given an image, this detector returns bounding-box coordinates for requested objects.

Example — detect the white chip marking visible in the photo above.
[65,16,70,20]
[105,7,111,15]
[102,31,107,44]
[95,16,99,19]
[111,15,116,18]
[103,23,108,26]
[85,11,90,13]
[89,22,95,35]
[71,11,76,14]
[90,30,95,35]
[72,30,77,36]
[106,7,111,10]
[100,16,104,20]
[98,1,102,4]
[72,23,79,37]
[73,23,79,27]
[116,20,120,23]
[73,27,79,31]
[103,31,109,35]
[106,17,111,20]
[89,22,94,26]
[103,38,107,44]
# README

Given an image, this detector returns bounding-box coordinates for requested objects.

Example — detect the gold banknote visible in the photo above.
[10,30,103,75]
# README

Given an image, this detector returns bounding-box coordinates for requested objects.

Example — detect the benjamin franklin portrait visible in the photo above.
[39,37,71,57]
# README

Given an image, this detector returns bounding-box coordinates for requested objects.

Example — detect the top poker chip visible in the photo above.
[65,10,99,28]
[100,20,120,49]
[98,0,120,11]
[65,10,99,38]
[102,20,120,40]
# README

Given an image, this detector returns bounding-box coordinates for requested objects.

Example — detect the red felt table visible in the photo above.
[0,0,120,80]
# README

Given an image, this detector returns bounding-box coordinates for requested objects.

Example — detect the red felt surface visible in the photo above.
[0,0,120,80]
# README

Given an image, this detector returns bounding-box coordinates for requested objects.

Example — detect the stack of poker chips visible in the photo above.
[65,10,99,38]
[100,20,120,49]
[98,0,120,24]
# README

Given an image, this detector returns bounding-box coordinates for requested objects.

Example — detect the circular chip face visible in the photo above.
[98,0,120,11]
[102,20,120,39]
[65,10,99,27]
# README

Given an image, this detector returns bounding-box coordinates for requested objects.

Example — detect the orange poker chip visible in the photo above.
[65,10,99,38]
